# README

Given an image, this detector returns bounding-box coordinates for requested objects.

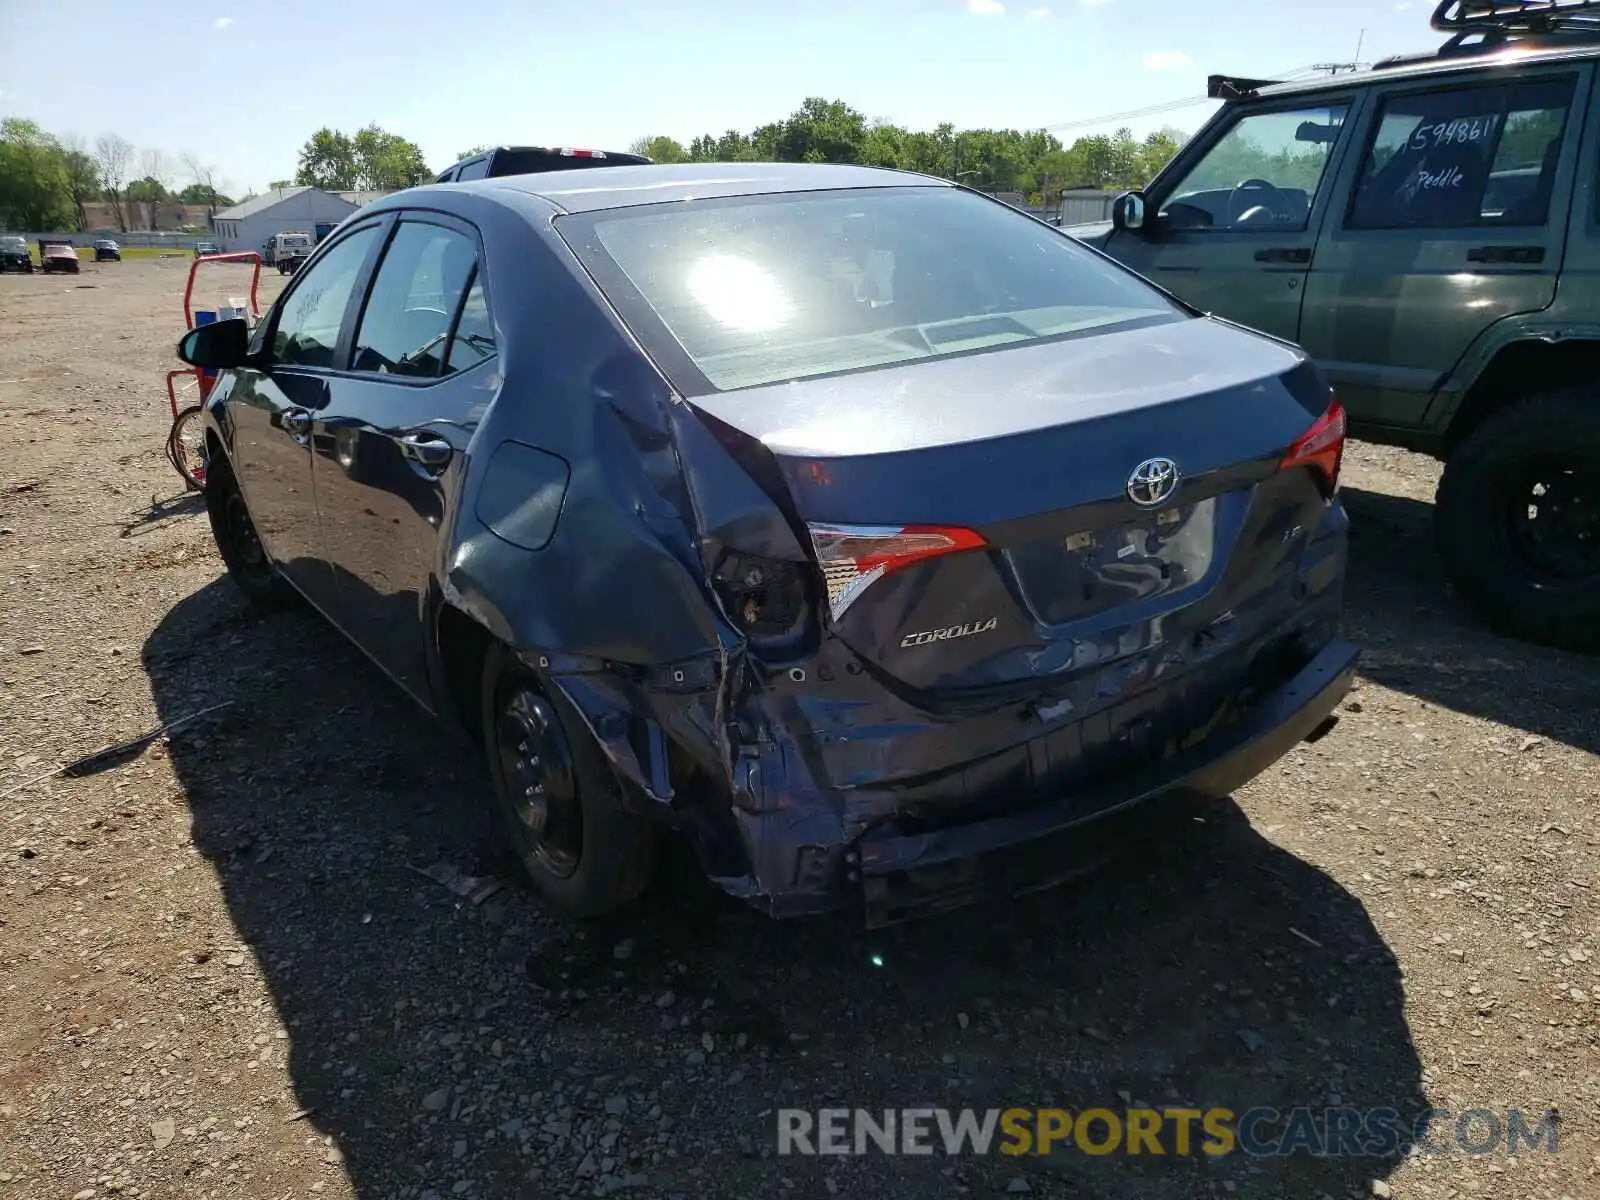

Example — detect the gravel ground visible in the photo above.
[0,261,1596,1200]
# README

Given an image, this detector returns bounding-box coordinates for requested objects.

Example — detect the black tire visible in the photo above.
[204,453,296,610]
[480,646,654,918]
[1435,389,1600,654]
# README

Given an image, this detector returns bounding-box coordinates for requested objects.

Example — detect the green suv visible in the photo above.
[1072,0,1600,653]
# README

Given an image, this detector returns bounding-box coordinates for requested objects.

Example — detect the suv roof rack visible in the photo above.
[1207,74,1281,100]
[1376,1,1600,69]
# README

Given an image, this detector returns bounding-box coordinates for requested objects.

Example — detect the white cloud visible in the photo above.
[1079,0,1116,7]
[967,0,1005,13]
[213,16,233,28]
[1142,50,1191,71]
[1029,5,1050,15]
[1396,2,1413,9]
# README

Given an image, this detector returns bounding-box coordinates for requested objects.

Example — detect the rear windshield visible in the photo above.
[559,186,1183,392]
[489,148,648,176]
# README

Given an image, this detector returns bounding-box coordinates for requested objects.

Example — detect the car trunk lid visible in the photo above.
[682,316,1340,696]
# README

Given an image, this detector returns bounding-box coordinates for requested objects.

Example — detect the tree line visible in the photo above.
[0,118,232,232]
[626,98,1188,204]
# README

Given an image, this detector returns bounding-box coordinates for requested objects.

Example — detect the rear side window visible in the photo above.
[454,157,490,182]
[446,272,496,373]
[351,221,479,378]
[562,187,1182,393]
[1348,76,1575,229]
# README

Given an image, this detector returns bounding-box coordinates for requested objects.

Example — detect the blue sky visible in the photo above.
[2,0,1433,197]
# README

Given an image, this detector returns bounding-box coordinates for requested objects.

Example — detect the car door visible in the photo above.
[223,221,386,609]
[1297,68,1587,432]
[1102,97,1359,343]
[309,214,496,707]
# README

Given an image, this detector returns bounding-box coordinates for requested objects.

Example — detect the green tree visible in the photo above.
[627,135,690,163]
[178,182,233,207]
[59,138,102,230]
[351,124,430,190]
[0,119,74,229]
[653,101,1191,206]
[294,125,427,191]
[125,176,170,203]
[294,128,358,189]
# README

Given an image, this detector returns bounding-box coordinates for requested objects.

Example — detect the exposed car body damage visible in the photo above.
[197,164,1356,925]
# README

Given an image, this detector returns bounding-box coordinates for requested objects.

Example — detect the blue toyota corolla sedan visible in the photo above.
[177,162,1357,926]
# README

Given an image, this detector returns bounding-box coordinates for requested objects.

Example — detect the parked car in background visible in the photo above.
[177,162,1358,927]
[434,145,650,182]
[93,238,121,262]
[39,240,79,274]
[0,235,32,273]
[1072,0,1600,653]
[194,241,221,258]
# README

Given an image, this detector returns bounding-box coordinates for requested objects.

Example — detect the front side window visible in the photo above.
[562,187,1182,393]
[270,225,380,368]
[1159,104,1350,232]
[351,221,479,378]
[1348,77,1575,229]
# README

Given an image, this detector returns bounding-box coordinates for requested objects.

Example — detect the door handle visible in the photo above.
[1253,246,1311,264]
[398,431,453,471]
[1467,245,1544,265]
[281,409,311,441]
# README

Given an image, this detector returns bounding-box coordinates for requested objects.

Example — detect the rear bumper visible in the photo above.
[846,636,1358,925]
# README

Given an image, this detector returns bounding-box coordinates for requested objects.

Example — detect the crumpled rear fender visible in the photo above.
[441,357,847,899]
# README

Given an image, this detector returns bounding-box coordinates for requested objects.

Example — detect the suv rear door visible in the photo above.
[1101,94,1362,343]
[1298,64,1589,433]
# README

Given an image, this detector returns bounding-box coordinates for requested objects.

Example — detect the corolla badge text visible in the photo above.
[900,618,999,648]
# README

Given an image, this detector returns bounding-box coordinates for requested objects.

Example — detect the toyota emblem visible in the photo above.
[1126,457,1180,508]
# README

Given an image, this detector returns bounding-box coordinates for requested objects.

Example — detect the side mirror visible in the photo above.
[176,318,251,370]
[1111,191,1147,233]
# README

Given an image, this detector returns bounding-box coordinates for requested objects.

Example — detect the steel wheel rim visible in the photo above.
[497,687,582,878]
[1502,458,1599,583]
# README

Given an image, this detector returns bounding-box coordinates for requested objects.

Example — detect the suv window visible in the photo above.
[351,221,479,378]
[454,157,490,182]
[1159,104,1349,231]
[271,225,381,368]
[1348,76,1575,229]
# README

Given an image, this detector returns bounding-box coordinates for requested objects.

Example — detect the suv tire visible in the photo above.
[1435,390,1600,654]
[480,646,654,918]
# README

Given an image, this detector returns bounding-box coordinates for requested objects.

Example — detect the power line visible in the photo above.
[1038,64,1326,135]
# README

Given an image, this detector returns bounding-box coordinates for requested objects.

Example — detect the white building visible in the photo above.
[210,187,361,253]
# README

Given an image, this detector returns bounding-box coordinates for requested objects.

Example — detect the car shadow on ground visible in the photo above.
[1341,485,1598,755]
[145,577,1423,1199]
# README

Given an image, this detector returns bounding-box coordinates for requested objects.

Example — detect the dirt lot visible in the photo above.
[0,260,1596,1200]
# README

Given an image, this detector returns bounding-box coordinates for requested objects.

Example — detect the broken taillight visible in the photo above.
[1278,399,1347,497]
[807,523,987,621]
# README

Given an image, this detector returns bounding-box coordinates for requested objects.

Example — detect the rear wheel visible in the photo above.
[205,454,295,609]
[480,649,653,918]
[1436,390,1600,654]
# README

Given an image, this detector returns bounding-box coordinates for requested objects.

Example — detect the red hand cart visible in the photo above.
[165,250,263,490]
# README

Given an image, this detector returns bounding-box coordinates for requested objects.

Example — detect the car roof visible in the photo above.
[1248,40,1600,101]
[438,161,947,214]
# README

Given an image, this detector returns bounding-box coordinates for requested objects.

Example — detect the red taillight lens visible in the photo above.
[807,523,986,620]
[1279,400,1347,496]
